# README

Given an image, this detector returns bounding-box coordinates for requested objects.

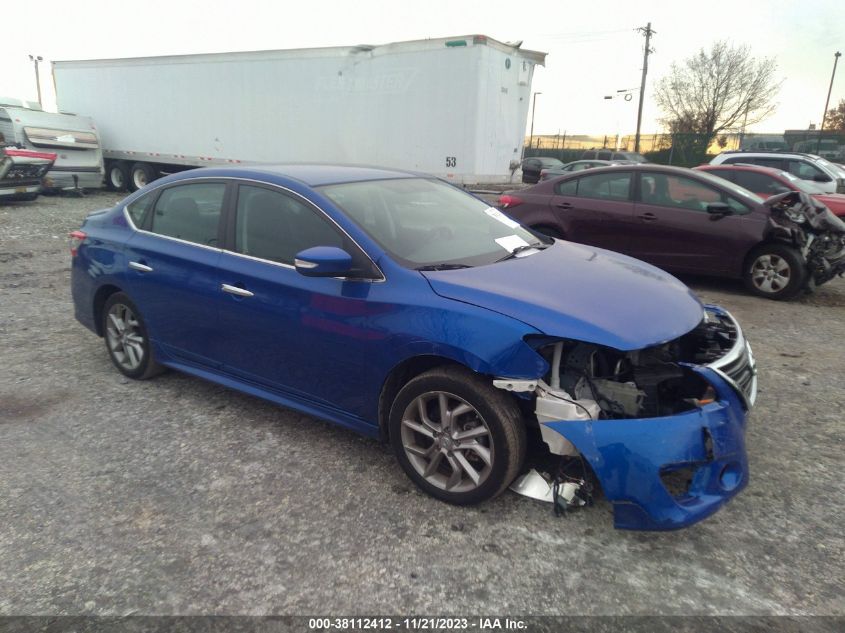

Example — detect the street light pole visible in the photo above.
[28,54,43,105]
[818,51,842,154]
[528,92,542,155]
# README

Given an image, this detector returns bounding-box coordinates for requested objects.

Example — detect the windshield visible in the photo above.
[693,170,765,203]
[320,178,545,269]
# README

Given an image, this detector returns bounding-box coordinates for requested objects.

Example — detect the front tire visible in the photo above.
[743,244,806,300]
[102,292,164,379]
[389,366,526,505]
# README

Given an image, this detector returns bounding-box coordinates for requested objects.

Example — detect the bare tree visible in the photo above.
[655,41,780,143]
[825,99,845,132]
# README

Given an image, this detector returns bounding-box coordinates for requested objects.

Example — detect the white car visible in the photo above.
[710,151,845,194]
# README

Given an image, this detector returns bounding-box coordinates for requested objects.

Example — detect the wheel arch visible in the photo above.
[92,283,124,336]
[377,355,466,442]
[740,237,802,276]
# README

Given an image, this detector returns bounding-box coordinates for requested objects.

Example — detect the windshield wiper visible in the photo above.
[416,263,473,271]
[496,243,547,262]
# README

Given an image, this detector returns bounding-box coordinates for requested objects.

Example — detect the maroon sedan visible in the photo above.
[499,164,845,300]
[694,164,845,218]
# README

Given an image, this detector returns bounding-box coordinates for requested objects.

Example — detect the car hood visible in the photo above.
[422,241,704,351]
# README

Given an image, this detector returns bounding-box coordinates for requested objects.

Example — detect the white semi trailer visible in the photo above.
[53,35,545,190]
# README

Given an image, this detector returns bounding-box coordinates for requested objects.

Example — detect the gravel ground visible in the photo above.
[0,191,843,617]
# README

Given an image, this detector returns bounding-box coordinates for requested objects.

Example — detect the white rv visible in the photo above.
[53,35,545,188]
[0,98,104,191]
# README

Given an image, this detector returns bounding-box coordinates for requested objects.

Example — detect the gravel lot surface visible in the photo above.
[0,191,843,616]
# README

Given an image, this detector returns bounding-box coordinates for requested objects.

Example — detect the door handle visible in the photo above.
[637,212,657,221]
[128,261,153,272]
[555,202,573,209]
[221,283,254,298]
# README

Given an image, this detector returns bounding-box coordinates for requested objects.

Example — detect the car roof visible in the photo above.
[546,163,765,204]
[717,150,821,160]
[696,163,788,177]
[244,164,420,185]
[159,163,422,187]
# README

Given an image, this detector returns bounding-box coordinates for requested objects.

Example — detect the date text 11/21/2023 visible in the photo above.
[307,617,527,630]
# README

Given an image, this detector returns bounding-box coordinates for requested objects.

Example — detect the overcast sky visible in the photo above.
[3,0,843,137]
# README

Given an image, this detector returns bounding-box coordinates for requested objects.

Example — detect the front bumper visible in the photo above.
[543,367,748,530]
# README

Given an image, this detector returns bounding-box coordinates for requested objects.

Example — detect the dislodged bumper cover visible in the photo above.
[542,367,748,530]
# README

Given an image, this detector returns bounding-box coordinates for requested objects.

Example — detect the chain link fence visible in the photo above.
[524,131,845,167]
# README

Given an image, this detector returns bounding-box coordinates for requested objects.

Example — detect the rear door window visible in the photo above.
[733,171,791,196]
[574,172,631,201]
[554,179,578,195]
[149,183,226,247]
[704,169,737,183]
[752,157,786,170]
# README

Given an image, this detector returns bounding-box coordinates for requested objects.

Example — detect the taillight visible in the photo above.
[69,230,87,257]
[498,194,523,209]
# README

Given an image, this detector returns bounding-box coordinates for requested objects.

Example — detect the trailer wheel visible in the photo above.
[128,162,158,192]
[105,162,129,191]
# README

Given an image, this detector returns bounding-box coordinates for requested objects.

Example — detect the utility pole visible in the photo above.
[817,51,841,154]
[634,23,655,153]
[29,54,43,105]
[527,92,542,157]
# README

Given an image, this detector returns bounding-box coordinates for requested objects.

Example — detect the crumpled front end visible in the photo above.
[545,367,747,530]
[506,305,756,530]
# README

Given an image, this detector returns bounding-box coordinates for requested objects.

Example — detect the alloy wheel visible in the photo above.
[105,303,145,371]
[751,254,791,294]
[400,391,494,493]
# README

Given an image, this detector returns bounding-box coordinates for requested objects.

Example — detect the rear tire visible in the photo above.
[105,161,129,191]
[743,243,806,300]
[102,292,165,379]
[128,162,158,192]
[389,366,526,505]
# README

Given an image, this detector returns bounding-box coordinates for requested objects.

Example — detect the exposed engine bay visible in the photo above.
[504,306,756,514]
[766,190,845,289]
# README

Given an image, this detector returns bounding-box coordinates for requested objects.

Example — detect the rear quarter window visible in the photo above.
[554,179,578,195]
[125,193,154,227]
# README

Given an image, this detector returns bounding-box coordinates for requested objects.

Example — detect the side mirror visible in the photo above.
[294,246,353,277]
[706,202,733,220]
[813,174,832,183]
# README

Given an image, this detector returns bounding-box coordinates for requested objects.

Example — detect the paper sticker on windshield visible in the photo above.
[485,207,521,229]
[495,235,530,252]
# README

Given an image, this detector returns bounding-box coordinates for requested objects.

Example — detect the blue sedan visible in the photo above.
[70,165,756,530]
